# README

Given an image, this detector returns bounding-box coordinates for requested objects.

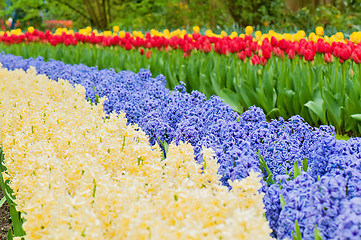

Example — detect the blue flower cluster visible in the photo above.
[1,53,361,239]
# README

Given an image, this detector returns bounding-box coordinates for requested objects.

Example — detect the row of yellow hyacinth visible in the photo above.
[0,66,273,239]
[2,25,361,44]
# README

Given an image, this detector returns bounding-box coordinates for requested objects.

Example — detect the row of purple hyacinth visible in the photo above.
[1,53,360,239]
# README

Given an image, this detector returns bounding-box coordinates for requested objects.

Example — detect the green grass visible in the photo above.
[336,134,351,141]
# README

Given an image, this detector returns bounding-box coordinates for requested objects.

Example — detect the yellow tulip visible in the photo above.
[113,25,119,32]
[193,26,200,34]
[85,26,92,33]
[150,29,157,36]
[315,26,324,36]
[205,29,212,37]
[14,28,22,35]
[230,31,238,39]
[245,26,253,35]
[28,26,35,34]
[336,32,344,40]
[268,30,275,36]
[104,31,112,37]
[324,36,330,43]
[255,31,262,41]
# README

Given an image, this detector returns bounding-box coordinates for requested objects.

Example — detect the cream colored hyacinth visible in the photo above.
[0,66,273,239]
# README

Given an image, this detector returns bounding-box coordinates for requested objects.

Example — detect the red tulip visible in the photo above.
[251,55,260,65]
[304,49,315,61]
[238,51,247,61]
[273,47,284,59]
[125,42,132,50]
[245,48,252,57]
[271,36,278,47]
[262,49,271,60]
[260,56,267,66]
[288,49,295,60]
[324,52,333,63]
[351,51,361,64]
[339,46,351,61]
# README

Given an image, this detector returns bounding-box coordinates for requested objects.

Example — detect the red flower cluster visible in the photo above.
[1,29,361,65]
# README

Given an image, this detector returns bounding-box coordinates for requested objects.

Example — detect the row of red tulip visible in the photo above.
[1,29,361,65]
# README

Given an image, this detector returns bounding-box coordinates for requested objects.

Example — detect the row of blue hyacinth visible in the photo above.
[1,53,360,239]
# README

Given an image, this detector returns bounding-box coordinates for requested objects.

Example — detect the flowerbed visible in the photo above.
[1,54,361,239]
[1,44,361,136]
[0,66,272,239]
[1,27,361,66]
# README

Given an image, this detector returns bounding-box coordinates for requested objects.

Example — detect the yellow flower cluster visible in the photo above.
[1,25,361,44]
[0,66,273,239]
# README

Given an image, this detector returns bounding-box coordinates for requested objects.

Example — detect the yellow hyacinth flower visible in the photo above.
[0,67,273,240]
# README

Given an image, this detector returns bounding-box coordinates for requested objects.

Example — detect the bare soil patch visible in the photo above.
[0,189,11,240]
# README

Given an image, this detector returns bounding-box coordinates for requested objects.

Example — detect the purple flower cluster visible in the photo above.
[264,165,361,239]
[1,53,361,239]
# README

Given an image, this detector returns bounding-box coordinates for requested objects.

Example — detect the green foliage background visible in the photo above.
[0,0,361,32]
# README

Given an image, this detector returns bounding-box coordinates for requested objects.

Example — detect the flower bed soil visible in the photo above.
[0,190,11,240]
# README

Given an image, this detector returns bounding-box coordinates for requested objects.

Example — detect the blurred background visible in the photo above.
[0,0,361,33]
